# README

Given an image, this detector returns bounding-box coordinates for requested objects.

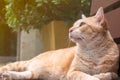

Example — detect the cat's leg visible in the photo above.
[0,61,29,74]
[1,70,35,80]
[67,71,100,80]
[93,72,118,80]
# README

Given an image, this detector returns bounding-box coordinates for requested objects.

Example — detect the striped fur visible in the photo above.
[0,7,119,80]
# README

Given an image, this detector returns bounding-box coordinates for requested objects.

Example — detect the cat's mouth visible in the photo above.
[74,37,82,40]
[70,35,82,41]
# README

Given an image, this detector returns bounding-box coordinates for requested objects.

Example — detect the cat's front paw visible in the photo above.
[86,76,100,80]
[0,71,12,80]
[93,72,118,80]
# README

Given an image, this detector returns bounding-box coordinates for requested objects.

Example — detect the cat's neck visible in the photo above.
[76,31,114,57]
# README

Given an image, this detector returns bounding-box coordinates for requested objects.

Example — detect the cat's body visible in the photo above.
[0,7,119,80]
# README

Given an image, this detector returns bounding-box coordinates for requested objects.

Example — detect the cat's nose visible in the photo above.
[69,28,73,33]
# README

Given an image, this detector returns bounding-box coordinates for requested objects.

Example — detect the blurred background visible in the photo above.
[0,0,91,63]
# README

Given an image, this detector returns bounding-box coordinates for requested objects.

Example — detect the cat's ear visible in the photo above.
[95,7,105,25]
[81,14,86,19]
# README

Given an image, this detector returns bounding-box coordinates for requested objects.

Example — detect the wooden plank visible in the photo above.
[90,0,118,15]
[105,8,120,38]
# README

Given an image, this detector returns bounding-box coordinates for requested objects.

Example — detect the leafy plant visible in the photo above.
[4,0,91,32]
[0,0,6,24]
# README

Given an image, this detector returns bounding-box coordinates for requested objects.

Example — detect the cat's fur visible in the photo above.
[0,7,119,80]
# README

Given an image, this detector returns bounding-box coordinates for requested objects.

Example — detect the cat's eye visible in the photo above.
[79,22,86,27]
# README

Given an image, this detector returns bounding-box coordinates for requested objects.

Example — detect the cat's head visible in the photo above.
[69,7,108,45]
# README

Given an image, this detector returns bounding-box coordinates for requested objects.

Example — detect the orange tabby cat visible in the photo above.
[0,7,119,80]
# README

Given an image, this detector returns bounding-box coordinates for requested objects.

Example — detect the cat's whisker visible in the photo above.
[65,35,71,48]
[79,34,86,40]
[79,35,88,44]
[80,34,88,42]
[67,38,71,48]
[67,40,72,48]
[82,39,87,44]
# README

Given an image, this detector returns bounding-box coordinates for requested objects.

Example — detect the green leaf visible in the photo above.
[3,0,91,32]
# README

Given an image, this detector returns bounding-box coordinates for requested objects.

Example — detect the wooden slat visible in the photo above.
[90,0,119,15]
[105,8,120,38]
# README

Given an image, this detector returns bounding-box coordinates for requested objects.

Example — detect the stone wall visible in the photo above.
[19,29,43,60]
[18,21,74,60]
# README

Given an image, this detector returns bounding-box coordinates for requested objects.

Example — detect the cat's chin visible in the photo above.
[70,37,82,43]
[69,35,82,40]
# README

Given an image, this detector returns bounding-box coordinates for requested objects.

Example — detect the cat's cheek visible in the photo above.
[69,34,79,43]
[69,31,77,39]
[69,34,76,42]
[69,36,80,43]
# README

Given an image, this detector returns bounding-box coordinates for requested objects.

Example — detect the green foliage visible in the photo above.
[3,0,91,32]
[0,0,6,24]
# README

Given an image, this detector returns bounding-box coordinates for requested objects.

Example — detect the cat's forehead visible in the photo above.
[73,17,95,27]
